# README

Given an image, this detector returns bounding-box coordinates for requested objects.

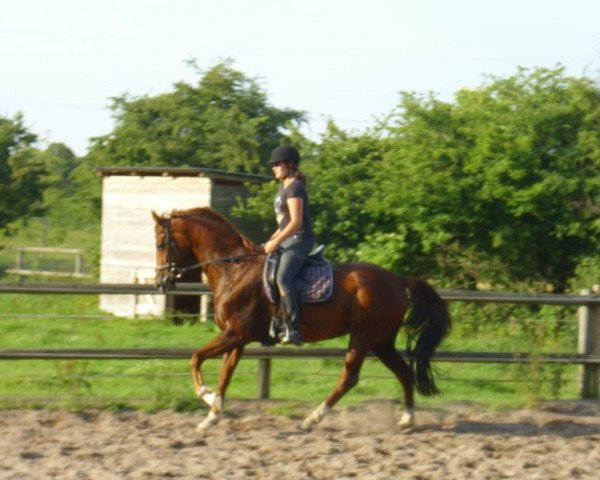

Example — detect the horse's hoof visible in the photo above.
[196,411,222,431]
[299,402,330,431]
[397,410,415,429]
[297,420,314,432]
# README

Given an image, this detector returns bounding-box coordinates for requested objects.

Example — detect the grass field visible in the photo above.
[0,292,583,413]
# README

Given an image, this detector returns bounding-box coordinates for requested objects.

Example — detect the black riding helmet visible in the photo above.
[268,145,300,165]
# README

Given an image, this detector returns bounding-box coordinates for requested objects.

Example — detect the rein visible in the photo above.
[157,252,265,277]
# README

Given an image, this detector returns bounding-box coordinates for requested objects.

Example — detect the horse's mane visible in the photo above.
[170,207,237,230]
[167,207,262,253]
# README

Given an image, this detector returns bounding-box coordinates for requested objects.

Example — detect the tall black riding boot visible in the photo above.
[280,293,304,346]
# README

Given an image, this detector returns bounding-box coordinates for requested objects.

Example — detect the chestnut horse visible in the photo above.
[152,207,451,431]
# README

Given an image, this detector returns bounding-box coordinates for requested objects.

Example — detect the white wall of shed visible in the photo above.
[99,175,211,317]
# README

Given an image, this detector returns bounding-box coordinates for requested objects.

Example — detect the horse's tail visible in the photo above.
[403,277,452,396]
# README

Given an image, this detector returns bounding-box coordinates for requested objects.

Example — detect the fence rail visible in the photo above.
[1,281,599,399]
[0,282,210,295]
[6,247,88,279]
[1,282,599,304]
[1,347,600,363]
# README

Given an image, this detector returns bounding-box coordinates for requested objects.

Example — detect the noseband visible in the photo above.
[155,217,264,292]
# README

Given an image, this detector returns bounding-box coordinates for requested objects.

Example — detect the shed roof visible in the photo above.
[95,166,271,184]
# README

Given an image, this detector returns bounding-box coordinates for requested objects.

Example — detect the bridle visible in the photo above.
[155,217,264,291]
[155,217,179,287]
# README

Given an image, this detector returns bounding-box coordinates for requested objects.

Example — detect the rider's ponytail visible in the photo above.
[286,162,307,185]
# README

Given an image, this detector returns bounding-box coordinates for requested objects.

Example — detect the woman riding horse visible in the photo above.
[263,145,315,346]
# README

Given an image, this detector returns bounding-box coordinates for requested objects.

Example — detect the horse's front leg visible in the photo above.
[190,330,243,409]
[196,345,245,430]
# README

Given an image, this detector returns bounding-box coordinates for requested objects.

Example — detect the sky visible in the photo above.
[1,0,599,157]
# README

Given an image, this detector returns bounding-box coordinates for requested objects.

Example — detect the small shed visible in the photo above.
[96,166,271,317]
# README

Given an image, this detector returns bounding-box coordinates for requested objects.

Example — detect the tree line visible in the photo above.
[1,61,598,292]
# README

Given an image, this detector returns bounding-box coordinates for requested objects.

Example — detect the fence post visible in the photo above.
[257,358,271,399]
[75,251,83,276]
[199,273,211,323]
[15,248,24,283]
[578,288,600,399]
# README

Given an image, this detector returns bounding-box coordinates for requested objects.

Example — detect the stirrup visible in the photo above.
[281,330,304,346]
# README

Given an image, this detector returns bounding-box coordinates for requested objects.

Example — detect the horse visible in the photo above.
[152,207,451,431]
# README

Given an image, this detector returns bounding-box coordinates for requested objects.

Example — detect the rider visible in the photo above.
[263,145,316,346]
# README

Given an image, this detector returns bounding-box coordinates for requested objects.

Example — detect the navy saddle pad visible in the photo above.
[262,249,334,304]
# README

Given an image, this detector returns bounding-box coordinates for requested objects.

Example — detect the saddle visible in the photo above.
[262,245,334,345]
[262,245,334,306]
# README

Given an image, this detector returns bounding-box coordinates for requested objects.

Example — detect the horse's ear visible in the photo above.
[151,210,161,223]
[240,234,260,253]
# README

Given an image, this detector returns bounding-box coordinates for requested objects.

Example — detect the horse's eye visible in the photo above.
[157,244,165,251]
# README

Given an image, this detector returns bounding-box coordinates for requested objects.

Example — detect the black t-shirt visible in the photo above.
[274,179,315,240]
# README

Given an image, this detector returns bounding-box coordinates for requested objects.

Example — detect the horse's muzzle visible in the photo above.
[155,271,176,293]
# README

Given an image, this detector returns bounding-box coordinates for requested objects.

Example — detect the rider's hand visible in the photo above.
[264,239,279,254]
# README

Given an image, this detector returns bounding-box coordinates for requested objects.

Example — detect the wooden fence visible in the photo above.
[0,282,599,399]
[5,247,88,280]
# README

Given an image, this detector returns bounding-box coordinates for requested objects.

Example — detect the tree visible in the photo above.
[364,66,600,291]
[88,61,306,174]
[304,123,387,262]
[0,113,46,234]
[43,142,77,189]
[34,143,100,229]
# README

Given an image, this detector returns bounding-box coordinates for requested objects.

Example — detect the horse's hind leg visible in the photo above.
[372,340,415,428]
[300,345,368,431]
